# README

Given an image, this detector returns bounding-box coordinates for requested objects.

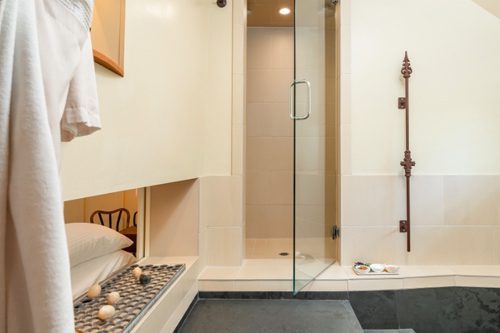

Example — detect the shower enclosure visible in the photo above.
[292,0,337,293]
[245,0,339,294]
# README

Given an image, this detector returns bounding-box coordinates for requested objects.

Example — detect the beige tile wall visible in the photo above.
[340,175,500,265]
[197,0,247,267]
[231,0,246,178]
[339,1,500,265]
[200,176,244,266]
[246,27,294,239]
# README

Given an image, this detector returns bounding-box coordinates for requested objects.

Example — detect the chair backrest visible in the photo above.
[133,211,138,227]
[90,208,130,231]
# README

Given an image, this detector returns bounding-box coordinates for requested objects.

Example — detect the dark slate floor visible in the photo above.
[176,299,364,333]
[365,328,415,333]
[364,330,416,333]
[178,287,500,332]
[349,287,500,332]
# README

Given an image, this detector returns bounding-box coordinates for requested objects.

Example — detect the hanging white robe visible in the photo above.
[0,0,100,332]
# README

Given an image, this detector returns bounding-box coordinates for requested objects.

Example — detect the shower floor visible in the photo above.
[246,238,293,258]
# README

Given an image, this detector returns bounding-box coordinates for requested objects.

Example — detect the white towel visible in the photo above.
[0,0,99,332]
[61,34,102,142]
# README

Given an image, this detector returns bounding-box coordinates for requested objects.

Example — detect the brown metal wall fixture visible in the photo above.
[398,51,415,252]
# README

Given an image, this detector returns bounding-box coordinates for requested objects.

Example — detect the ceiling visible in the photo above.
[472,0,500,20]
[247,0,294,27]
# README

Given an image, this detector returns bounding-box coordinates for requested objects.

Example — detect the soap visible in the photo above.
[97,305,115,320]
[87,284,101,299]
[132,267,142,279]
[107,291,121,305]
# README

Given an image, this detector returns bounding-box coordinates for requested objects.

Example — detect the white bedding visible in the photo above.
[71,250,135,299]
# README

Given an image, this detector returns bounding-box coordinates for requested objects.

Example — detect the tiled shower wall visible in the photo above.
[341,175,500,265]
[340,0,500,265]
[246,27,294,239]
[199,0,246,267]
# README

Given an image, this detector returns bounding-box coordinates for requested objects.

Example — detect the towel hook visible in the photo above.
[217,0,227,8]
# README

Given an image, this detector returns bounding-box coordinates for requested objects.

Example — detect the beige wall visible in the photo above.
[340,0,500,265]
[200,176,244,266]
[245,27,294,239]
[198,0,247,267]
[63,0,500,269]
[149,180,199,257]
[61,0,233,200]
[64,189,138,227]
[62,0,248,266]
[61,0,247,267]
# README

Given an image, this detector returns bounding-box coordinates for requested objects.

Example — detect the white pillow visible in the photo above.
[65,223,133,267]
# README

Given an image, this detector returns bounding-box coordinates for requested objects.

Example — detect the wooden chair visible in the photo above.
[90,208,130,231]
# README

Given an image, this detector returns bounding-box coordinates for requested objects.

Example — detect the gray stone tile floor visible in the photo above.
[177,299,364,333]
[364,330,416,333]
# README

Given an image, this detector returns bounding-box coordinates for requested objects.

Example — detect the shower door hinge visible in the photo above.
[331,225,340,240]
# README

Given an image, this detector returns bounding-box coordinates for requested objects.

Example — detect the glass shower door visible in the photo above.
[292,0,336,294]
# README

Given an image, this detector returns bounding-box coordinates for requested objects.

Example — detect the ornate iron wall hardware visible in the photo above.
[399,51,415,252]
[399,220,407,233]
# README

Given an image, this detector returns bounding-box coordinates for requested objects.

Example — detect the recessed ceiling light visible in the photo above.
[279,7,291,15]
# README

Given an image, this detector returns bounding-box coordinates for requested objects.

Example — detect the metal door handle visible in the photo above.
[289,80,311,120]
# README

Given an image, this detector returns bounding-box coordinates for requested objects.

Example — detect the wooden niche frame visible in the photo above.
[91,0,126,77]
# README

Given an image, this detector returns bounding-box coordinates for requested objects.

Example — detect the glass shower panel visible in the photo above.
[293,0,336,294]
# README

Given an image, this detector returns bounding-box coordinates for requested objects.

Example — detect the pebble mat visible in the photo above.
[74,264,185,333]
